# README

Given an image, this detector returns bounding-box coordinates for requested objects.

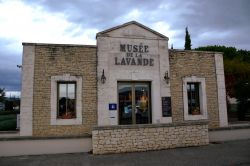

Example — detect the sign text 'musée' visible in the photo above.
[114,44,154,66]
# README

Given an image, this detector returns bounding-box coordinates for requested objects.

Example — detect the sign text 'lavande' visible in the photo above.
[114,44,154,66]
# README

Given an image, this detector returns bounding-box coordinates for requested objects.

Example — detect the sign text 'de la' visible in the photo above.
[114,44,154,66]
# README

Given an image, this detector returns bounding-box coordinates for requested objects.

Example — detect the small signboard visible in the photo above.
[109,103,117,110]
[162,97,172,117]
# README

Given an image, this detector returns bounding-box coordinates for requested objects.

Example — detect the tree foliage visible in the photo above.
[0,88,5,102]
[195,45,250,81]
[195,46,250,120]
[184,27,192,50]
[195,45,250,120]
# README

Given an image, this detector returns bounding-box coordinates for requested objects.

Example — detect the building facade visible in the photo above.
[20,21,228,154]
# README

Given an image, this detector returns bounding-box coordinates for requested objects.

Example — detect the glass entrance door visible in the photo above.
[118,84,132,125]
[118,82,151,125]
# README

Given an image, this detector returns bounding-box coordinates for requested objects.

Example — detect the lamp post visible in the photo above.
[101,69,106,84]
[164,71,170,84]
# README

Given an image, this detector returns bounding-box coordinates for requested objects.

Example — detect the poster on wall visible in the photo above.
[162,97,172,117]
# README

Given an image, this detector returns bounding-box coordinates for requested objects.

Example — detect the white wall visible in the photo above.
[20,45,35,136]
[0,138,91,156]
[215,53,228,127]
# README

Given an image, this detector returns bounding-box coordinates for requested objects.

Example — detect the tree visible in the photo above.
[0,88,5,102]
[195,45,250,120]
[184,27,192,50]
[234,79,250,120]
[195,45,250,97]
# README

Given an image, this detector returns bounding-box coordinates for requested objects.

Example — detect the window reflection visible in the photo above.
[118,82,151,125]
[118,85,132,125]
[58,82,76,119]
[187,83,200,115]
[135,84,150,124]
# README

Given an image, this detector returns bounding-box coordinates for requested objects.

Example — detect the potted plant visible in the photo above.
[191,107,200,115]
[62,112,73,119]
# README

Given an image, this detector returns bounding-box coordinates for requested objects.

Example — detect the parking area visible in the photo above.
[0,139,250,166]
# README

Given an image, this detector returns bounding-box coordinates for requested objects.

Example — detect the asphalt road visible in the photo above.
[0,139,250,166]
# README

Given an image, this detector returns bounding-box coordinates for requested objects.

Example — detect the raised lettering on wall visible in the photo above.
[115,44,153,66]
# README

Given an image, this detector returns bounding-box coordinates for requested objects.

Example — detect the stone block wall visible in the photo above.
[169,50,220,128]
[32,44,97,136]
[23,42,223,137]
[92,121,209,154]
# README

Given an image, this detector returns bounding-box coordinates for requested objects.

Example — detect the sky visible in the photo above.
[0,0,249,92]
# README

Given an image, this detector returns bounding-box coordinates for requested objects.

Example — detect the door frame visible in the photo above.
[117,81,152,125]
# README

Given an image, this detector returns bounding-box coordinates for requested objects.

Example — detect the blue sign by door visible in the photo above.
[109,103,117,110]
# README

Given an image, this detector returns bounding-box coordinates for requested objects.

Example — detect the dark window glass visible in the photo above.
[187,83,200,115]
[58,82,76,119]
[118,84,132,125]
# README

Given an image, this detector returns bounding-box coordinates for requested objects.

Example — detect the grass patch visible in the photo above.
[0,114,17,131]
[0,110,19,115]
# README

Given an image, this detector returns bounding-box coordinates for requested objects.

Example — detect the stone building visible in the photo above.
[20,21,228,154]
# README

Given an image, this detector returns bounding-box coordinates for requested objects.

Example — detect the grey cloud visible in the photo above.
[26,0,249,49]
[23,0,165,29]
[0,68,21,91]
[184,0,250,30]
[176,0,250,49]
[0,41,22,70]
[1,0,250,91]
[0,40,22,91]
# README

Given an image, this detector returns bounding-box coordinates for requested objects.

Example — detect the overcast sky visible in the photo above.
[0,0,249,92]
